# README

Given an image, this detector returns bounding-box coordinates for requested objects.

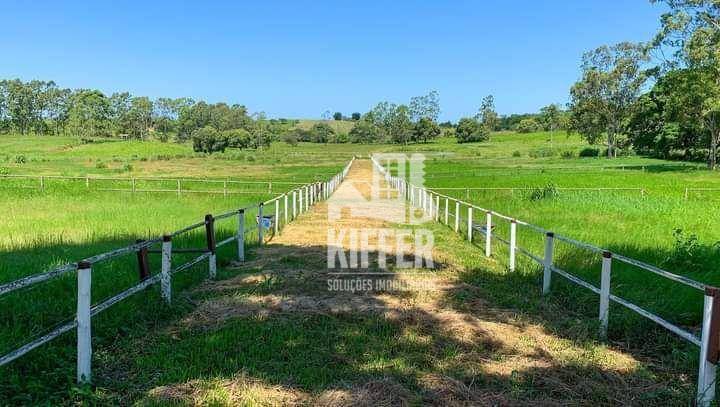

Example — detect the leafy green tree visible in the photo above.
[413,117,441,143]
[67,90,111,138]
[455,117,489,143]
[569,42,649,158]
[349,120,382,143]
[517,118,540,133]
[282,132,299,146]
[192,126,227,153]
[351,112,361,121]
[476,95,499,131]
[310,122,334,143]
[409,90,440,122]
[388,105,413,144]
[128,96,153,139]
[333,112,343,121]
[652,0,720,168]
[223,128,253,149]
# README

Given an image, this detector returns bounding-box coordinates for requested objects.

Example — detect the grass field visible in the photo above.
[0,131,718,403]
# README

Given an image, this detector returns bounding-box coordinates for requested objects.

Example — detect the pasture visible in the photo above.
[0,131,718,403]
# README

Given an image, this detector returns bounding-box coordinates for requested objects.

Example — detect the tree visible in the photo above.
[517,118,540,133]
[333,112,343,121]
[388,105,413,144]
[349,120,382,143]
[413,117,441,143]
[223,128,253,149]
[476,95,499,131]
[455,118,489,143]
[652,0,720,169]
[192,126,227,153]
[351,112,361,121]
[409,90,440,122]
[46,87,72,135]
[569,42,649,158]
[310,122,334,143]
[67,90,111,138]
[128,96,153,139]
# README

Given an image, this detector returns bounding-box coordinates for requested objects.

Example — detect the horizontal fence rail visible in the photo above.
[371,155,719,407]
[0,157,355,382]
[0,174,315,196]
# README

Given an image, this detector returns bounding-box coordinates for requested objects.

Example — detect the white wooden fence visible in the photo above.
[371,155,719,407]
[0,158,354,383]
[0,174,309,196]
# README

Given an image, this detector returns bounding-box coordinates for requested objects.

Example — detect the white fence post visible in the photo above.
[305,186,309,211]
[543,232,554,294]
[697,288,718,407]
[444,198,449,225]
[599,251,612,338]
[161,235,172,303]
[467,207,473,242]
[435,195,440,222]
[509,220,517,271]
[258,204,264,245]
[274,200,279,235]
[293,190,297,219]
[485,211,492,257]
[298,189,303,215]
[284,194,288,226]
[454,201,460,232]
[76,261,92,384]
[237,209,245,261]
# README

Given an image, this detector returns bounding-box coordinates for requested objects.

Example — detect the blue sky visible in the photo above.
[0,1,666,121]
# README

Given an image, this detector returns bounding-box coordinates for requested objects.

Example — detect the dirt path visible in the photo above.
[145,160,673,406]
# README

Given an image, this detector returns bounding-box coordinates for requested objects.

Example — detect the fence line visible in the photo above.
[371,155,719,407]
[0,174,319,196]
[430,186,646,198]
[685,188,720,200]
[0,157,355,381]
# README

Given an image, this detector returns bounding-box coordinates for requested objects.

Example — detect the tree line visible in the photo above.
[568,0,720,169]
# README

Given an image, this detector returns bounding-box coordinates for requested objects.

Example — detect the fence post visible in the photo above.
[543,232,554,294]
[237,209,245,261]
[132,177,136,193]
[177,179,181,196]
[509,220,517,271]
[454,201,460,232]
[205,214,216,279]
[135,239,150,281]
[467,207,473,242]
[223,180,227,197]
[293,191,297,219]
[305,186,309,211]
[485,211,492,257]
[599,251,612,338]
[274,200,279,235]
[284,194,288,226]
[258,203,264,245]
[85,176,89,188]
[697,287,719,406]
[161,235,172,303]
[40,176,44,191]
[76,261,92,384]
[435,195,440,221]
[444,198,449,225]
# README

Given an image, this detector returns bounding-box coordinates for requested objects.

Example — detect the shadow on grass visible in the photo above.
[0,232,699,405]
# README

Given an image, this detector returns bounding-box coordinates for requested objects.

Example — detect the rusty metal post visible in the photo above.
[135,239,150,281]
[205,214,216,279]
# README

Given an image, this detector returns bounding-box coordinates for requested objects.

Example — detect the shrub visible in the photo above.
[512,150,522,157]
[455,118,489,143]
[333,132,349,143]
[529,183,559,201]
[665,229,720,270]
[309,123,335,143]
[95,161,107,169]
[579,147,600,157]
[560,150,575,159]
[282,132,299,146]
[349,121,382,143]
[223,128,253,149]
[122,163,133,172]
[0,167,9,175]
[516,118,539,133]
[14,155,27,164]
[192,126,228,153]
[529,148,556,158]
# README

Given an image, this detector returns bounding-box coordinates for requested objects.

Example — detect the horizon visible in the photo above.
[1,1,666,121]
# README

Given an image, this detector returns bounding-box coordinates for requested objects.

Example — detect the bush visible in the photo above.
[529,148,556,158]
[529,183,559,201]
[665,229,720,270]
[579,148,600,157]
[223,128,253,149]
[512,150,522,157]
[349,121,382,143]
[122,163,133,172]
[560,150,575,159]
[282,132,299,146]
[95,161,107,169]
[0,167,9,175]
[14,155,27,164]
[455,118,489,143]
[309,123,335,143]
[192,126,228,153]
[333,132,349,143]
[516,118,539,133]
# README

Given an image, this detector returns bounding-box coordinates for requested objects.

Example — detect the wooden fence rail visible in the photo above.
[0,158,355,383]
[371,155,719,407]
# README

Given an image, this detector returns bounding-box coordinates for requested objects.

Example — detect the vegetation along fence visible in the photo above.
[431,186,646,199]
[0,158,354,384]
[371,155,720,407]
[0,174,309,196]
